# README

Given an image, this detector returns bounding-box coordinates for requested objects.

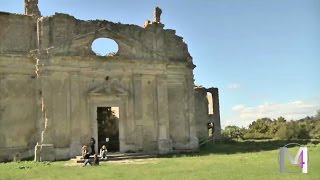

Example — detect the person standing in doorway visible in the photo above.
[90,137,96,155]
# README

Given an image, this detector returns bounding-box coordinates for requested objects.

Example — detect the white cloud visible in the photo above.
[232,104,245,111]
[226,99,320,127]
[226,83,240,89]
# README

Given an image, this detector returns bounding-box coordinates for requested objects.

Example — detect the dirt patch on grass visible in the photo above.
[108,158,158,165]
[64,158,158,166]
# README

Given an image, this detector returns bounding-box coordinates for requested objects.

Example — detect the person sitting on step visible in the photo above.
[82,145,92,166]
[99,145,108,160]
[93,154,99,165]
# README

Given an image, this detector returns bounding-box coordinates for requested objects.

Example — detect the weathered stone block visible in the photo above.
[35,144,55,161]
[158,139,172,154]
[54,148,70,160]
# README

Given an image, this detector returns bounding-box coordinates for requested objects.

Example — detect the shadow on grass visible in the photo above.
[201,139,319,154]
[160,139,320,158]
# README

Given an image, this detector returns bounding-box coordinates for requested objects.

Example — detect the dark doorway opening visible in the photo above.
[207,122,214,137]
[97,107,119,152]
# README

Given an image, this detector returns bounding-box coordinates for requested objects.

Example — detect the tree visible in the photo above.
[275,120,300,140]
[315,109,320,120]
[268,117,286,136]
[223,125,243,139]
[248,118,272,134]
[309,120,320,139]
[276,116,286,123]
[227,113,319,140]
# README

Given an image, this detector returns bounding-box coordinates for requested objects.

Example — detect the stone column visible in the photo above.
[208,87,221,140]
[69,72,82,157]
[156,75,172,154]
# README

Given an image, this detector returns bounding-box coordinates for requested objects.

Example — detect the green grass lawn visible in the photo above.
[0,141,319,180]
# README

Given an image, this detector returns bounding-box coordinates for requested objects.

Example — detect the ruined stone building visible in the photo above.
[0,1,220,162]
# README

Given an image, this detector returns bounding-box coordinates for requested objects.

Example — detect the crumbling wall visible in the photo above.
[0,12,38,162]
[37,13,192,62]
[194,87,210,140]
[194,87,222,141]
[0,3,208,161]
[167,69,196,151]
[0,56,38,161]
[137,75,158,151]
[0,12,37,53]
[168,81,189,148]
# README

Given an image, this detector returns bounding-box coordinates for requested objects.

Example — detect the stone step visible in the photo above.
[72,153,157,163]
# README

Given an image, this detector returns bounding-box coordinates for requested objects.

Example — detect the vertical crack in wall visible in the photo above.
[30,51,45,146]
[40,96,47,143]
[35,15,48,145]
[35,57,39,78]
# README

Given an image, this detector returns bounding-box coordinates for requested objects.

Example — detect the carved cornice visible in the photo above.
[88,78,128,97]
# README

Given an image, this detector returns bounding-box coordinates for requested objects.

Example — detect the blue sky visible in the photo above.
[2,0,319,128]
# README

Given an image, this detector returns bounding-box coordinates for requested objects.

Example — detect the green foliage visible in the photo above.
[310,120,320,139]
[222,125,244,140]
[249,117,272,134]
[315,110,320,119]
[227,109,320,140]
[275,121,300,140]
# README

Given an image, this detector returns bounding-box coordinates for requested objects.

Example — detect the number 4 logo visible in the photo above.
[279,143,308,173]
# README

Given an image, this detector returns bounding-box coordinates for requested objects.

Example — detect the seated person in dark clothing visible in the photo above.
[90,137,96,155]
[93,154,99,166]
[82,145,92,166]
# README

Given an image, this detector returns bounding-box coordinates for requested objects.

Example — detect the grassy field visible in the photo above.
[0,140,319,180]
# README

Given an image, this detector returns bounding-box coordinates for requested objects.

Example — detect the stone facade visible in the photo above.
[0,1,220,162]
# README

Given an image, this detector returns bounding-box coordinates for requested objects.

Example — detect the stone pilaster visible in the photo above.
[186,71,198,150]
[69,72,81,157]
[34,70,55,162]
[133,74,143,150]
[156,74,172,154]
[123,77,135,144]
[40,71,55,145]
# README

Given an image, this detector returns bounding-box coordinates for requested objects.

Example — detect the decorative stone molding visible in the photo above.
[88,78,129,97]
